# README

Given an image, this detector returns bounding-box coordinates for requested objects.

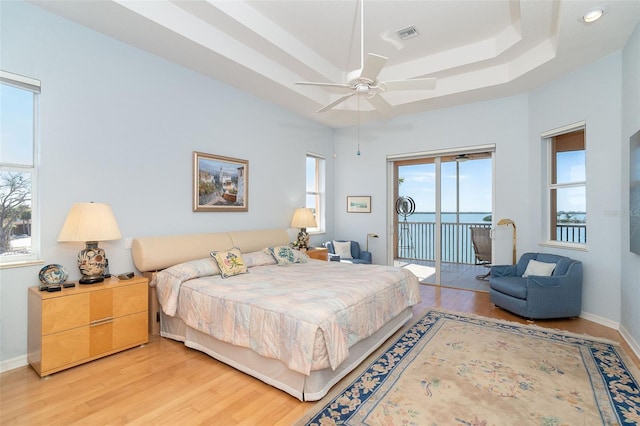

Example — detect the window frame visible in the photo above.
[306,153,325,234]
[0,70,41,267]
[541,121,587,250]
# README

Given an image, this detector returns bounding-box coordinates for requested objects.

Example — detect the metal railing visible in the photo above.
[397,221,491,264]
[556,224,587,244]
[397,221,586,264]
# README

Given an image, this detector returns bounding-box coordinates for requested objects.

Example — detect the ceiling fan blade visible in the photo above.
[317,92,356,113]
[296,81,353,91]
[366,93,392,114]
[383,78,437,91]
[360,53,388,82]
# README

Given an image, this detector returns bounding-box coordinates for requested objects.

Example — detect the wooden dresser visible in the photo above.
[28,276,148,377]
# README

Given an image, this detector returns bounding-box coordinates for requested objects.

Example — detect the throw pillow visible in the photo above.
[292,249,310,263]
[210,247,248,278]
[522,259,556,277]
[266,246,297,266]
[243,250,278,268]
[333,241,353,259]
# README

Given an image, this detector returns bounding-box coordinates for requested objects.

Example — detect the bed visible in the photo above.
[132,228,420,401]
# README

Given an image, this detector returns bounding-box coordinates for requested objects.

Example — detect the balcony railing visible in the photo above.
[556,224,586,244]
[397,221,586,264]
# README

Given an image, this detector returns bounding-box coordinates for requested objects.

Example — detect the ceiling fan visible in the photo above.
[296,0,436,114]
[453,152,492,162]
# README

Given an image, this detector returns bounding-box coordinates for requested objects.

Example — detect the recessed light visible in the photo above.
[583,8,605,23]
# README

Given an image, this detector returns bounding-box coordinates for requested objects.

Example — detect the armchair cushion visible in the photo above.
[522,259,556,277]
[332,241,353,259]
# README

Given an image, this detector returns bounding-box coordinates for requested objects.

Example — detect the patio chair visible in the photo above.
[470,227,491,280]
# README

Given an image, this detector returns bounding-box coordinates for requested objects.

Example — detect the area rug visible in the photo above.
[299,309,640,425]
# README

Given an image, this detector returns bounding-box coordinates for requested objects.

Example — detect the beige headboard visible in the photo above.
[132,228,290,272]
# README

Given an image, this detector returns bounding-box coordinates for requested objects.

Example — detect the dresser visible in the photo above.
[28,276,148,377]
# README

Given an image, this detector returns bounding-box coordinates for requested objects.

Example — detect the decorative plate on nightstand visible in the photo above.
[38,264,68,285]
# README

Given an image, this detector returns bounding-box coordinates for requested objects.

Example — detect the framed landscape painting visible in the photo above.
[193,151,248,212]
[347,196,371,213]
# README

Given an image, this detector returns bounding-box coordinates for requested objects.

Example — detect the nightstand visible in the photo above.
[27,276,148,377]
[306,247,329,261]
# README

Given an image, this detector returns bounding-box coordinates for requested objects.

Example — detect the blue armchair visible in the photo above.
[324,240,372,264]
[489,252,583,319]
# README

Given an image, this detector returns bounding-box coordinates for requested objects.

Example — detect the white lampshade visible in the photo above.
[58,202,121,242]
[290,208,317,229]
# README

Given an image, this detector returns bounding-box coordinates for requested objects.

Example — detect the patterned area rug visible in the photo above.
[298,309,640,425]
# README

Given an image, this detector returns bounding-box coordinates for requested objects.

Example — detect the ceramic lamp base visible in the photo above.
[296,229,310,250]
[78,241,106,284]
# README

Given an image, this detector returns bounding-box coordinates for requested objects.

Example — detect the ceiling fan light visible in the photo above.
[583,8,605,23]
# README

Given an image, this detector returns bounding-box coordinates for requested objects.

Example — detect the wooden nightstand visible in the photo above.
[28,276,148,377]
[306,247,329,261]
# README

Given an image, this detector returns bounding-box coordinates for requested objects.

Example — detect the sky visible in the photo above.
[398,151,586,213]
[1,84,34,166]
[398,158,492,213]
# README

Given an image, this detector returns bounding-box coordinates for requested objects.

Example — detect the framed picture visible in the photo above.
[193,151,248,212]
[347,196,371,213]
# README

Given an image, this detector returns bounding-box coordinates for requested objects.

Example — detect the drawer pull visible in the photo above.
[90,317,114,326]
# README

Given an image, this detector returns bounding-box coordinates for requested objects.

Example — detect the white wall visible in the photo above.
[621,22,640,354]
[0,1,334,368]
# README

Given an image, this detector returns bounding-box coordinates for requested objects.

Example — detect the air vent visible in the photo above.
[396,26,419,40]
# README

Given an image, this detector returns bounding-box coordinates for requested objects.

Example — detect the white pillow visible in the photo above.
[333,241,352,259]
[522,259,556,277]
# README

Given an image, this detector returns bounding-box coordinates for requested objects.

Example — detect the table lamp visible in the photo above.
[291,208,317,250]
[58,202,121,284]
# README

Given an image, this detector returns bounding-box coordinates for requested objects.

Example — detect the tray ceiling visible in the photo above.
[31,0,640,128]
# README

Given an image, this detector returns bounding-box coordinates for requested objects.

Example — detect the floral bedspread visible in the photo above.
[153,258,420,375]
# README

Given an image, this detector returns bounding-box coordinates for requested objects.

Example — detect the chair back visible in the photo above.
[516,252,577,277]
[470,227,491,264]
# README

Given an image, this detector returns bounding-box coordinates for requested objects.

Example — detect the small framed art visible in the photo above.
[347,196,371,213]
[193,151,248,212]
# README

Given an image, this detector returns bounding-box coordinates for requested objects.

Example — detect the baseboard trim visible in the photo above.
[619,324,640,361]
[580,310,620,330]
[1,355,28,374]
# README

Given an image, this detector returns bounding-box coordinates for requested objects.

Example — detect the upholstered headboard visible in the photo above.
[132,228,290,272]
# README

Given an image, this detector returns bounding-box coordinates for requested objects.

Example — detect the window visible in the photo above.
[545,125,586,245]
[1,70,40,263]
[306,154,325,232]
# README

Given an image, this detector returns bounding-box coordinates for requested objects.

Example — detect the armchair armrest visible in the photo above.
[526,274,582,303]
[490,264,517,277]
[359,250,372,263]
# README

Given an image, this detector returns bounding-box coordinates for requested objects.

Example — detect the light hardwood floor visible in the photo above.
[2,284,638,425]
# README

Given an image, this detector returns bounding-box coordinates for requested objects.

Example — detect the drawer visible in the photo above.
[41,327,90,373]
[113,283,147,316]
[113,312,148,349]
[42,293,90,335]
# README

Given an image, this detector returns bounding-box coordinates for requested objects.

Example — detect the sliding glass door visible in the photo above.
[393,150,493,287]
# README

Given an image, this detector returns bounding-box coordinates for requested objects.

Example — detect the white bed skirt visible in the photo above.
[160,307,413,401]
